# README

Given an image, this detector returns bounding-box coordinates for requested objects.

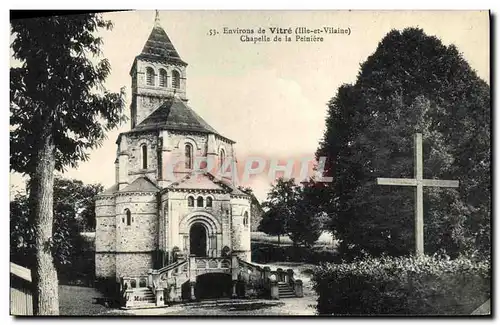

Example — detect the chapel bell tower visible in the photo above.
[129,10,188,128]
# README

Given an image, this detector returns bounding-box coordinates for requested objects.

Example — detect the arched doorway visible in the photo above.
[190,223,207,256]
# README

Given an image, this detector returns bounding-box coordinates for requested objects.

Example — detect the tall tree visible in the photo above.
[259,178,297,246]
[259,178,323,248]
[287,180,328,248]
[316,28,490,260]
[10,14,126,314]
[258,208,287,246]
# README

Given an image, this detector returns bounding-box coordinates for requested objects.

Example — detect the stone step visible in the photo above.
[278,287,294,292]
[131,292,155,298]
[132,287,153,292]
[122,302,158,310]
[137,295,156,301]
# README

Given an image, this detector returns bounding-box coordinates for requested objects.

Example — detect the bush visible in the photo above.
[312,255,490,315]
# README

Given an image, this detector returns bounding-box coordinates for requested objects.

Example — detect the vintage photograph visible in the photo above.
[9,10,490,316]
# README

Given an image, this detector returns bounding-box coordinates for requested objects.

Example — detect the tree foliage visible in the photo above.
[258,178,323,248]
[10,177,103,270]
[10,14,127,175]
[316,28,490,260]
[10,13,127,315]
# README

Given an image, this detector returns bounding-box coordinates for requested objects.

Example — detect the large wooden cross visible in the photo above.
[376,133,459,256]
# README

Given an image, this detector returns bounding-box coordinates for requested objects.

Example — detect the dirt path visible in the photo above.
[111,295,317,316]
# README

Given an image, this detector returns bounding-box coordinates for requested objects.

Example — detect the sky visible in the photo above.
[9,10,490,203]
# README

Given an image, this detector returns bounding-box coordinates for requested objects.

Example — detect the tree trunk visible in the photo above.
[30,129,59,315]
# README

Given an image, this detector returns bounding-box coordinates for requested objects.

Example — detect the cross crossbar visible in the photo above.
[375,133,459,256]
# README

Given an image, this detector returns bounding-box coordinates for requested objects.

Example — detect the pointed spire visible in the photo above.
[134,10,187,66]
[154,10,161,27]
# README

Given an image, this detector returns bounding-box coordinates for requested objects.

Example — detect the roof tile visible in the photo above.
[121,177,159,193]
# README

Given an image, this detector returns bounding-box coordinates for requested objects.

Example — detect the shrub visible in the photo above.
[312,255,490,315]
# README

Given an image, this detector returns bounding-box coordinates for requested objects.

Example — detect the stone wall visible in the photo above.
[95,253,116,279]
[115,129,237,189]
[230,197,252,262]
[116,253,154,279]
[115,193,158,253]
[131,59,187,127]
[95,195,117,278]
[125,132,160,185]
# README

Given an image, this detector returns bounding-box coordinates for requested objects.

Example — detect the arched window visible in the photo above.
[172,70,180,89]
[125,209,132,226]
[141,144,148,169]
[243,211,249,227]
[185,143,193,169]
[206,197,213,208]
[219,149,226,171]
[197,196,204,207]
[159,69,167,87]
[187,196,194,207]
[146,67,155,86]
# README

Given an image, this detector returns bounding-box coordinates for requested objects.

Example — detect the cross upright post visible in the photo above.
[414,133,424,255]
[376,133,459,256]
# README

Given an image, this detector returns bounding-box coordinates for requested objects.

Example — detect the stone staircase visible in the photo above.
[126,287,156,309]
[277,282,296,299]
[120,255,304,309]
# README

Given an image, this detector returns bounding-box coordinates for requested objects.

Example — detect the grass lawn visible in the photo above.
[59,285,111,316]
[251,231,338,248]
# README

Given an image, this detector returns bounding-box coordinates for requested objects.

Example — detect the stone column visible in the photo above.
[160,130,173,185]
[231,253,239,298]
[263,266,271,284]
[155,288,163,306]
[294,279,303,298]
[287,269,294,285]
[270,279,279,300]
[231,253,239,280]
[117,135,129,191]
[151,269,159,288]
[207,134,217,175]
[189,281,196,301]
[147,269,153,287]
[232,280,238,298]
[189,255,196,282]
[125,289,134,308]
[276,268,284,282]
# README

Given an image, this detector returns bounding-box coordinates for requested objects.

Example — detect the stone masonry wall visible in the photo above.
[116,253,154,279]
[95,253,116,279]
[132,59,187,127]
[95,196,116,278]
[126,132,160,185]
[161,132,207,184]
[115,193,158,253]
[230,197,252,262]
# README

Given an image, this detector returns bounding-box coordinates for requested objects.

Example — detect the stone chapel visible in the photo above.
[94,13,252,285]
